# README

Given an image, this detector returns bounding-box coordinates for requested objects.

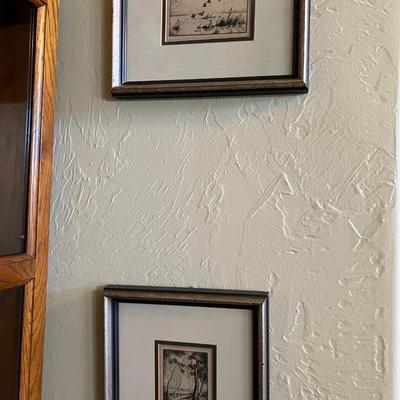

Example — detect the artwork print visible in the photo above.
[162,0,255,45]
[156,341,216,400]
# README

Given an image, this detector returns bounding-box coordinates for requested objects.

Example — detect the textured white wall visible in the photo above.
[43,0,399,399]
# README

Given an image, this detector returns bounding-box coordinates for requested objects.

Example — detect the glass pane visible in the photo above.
[0,286,24,400]
[0,0,36,256]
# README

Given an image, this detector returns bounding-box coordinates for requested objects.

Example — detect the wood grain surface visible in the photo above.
[0,0,59,399]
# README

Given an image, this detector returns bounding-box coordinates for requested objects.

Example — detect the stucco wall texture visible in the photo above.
[43,0,399,399]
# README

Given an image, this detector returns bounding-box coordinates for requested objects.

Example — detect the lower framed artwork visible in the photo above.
[104,286,269,400]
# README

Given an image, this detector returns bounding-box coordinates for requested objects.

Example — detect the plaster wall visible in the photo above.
[44,0,399,399]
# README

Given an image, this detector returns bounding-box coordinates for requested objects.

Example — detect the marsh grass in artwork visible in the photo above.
[156,341,216,400]
[163,0,254,45]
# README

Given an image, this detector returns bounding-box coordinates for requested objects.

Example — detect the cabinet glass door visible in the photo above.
[0,0,36,256]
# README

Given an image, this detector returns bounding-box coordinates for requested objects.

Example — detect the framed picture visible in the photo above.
[104,286,269,400]
[111,0,310,98]
[155,341,217,400]
[162,0,255,45]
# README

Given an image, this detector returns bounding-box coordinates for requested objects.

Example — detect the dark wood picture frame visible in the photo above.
[111,0,310,99]
[155,340,217,400]
[104,286,269,400]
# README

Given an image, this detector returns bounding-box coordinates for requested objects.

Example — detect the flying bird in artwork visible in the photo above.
[198,11,205,16]
[191,13,197,18]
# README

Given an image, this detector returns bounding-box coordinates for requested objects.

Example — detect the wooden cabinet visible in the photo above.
[0,0,59,398]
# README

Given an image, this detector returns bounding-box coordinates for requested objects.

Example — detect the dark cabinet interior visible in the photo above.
[1,1,36,399]
[0,0,35,257]
[0,2,33,397]
[0,286,24,400]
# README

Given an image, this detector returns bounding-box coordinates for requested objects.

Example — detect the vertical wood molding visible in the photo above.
[19,281,34,400]
[26,5,46,258]
[28,0,59,397]
[1,0,57,397]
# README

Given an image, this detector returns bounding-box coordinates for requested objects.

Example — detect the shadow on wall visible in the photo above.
[45,288,105,399]
[102,0,114,101]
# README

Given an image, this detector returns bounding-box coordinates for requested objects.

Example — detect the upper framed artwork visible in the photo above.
[104,286,269,400]
[111,0,310,98]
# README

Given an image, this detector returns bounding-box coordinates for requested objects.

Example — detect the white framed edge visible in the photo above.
[111,0,311,98]
[112,0,124,89]
[261,294,269,400]
[104,295,114,400]
[299,0,310,87]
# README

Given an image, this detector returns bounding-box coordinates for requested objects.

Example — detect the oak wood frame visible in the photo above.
[104,286,269,400]
[111,0,310,98]
[0,0,59,398]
